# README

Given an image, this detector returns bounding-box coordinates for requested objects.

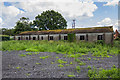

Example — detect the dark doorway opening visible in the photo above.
[18,37,20,40]
[26,37,28,40]
[33,37,36,40]
[41,36,43,40]
[64,36,68,40]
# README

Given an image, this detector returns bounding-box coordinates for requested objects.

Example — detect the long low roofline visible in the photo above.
[17,26,113,35]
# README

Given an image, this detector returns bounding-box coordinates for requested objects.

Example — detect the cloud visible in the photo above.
[1,3,24,28]
[103,0,119,6]
[2,5,24,18]
[97,18,112,25]
[0,17,1,22]
[18,1,97,18]
[1,1,98,28]
[0,17,2,28]
[97,18,118,31]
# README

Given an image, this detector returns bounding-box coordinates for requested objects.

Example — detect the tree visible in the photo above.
[33,10,67,30]
[14,17,32,34]
[1,28,15,36]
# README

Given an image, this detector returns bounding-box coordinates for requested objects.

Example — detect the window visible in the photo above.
[41,36,43,40]
[18,37,20,40]
[33,37,36,40]
[50,36,53,40]
[26,37,28,40]
[98,35,103,40]
[80,35,84,40]
[64,36,68,40]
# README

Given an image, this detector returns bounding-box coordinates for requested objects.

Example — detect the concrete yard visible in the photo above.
[2,51,118,78]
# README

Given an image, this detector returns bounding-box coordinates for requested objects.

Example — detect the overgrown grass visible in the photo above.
[88,66,120,78]
[1,40,119,57]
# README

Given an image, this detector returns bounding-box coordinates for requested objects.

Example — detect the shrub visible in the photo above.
[95,40,104,45]
[68,33,76,42]
[0,35,10,41]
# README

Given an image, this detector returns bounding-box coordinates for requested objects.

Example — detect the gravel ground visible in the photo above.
[2,51,118,78]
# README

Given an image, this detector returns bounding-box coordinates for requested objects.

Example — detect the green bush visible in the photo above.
[95,40,104,45]
[0,35,10,41]
[68,33,76,42]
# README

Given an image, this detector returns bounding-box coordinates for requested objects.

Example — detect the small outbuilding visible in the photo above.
[15,26,114,44]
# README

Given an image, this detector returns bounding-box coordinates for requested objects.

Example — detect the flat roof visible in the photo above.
[18,26,113,35]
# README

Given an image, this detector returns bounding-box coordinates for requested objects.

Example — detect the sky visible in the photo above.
[0,0,119,32]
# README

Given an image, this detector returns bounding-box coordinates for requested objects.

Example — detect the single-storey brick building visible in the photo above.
[14,26,114,44]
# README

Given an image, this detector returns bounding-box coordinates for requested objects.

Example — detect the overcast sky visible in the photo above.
[0,0,119,31]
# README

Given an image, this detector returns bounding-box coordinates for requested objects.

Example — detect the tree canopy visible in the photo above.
[33,10,67,30]
[14,17,33,34]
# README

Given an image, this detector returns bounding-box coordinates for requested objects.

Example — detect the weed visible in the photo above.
[87,66,92,69]
[51,62,54,64]
[57,59,67,64]
[93,58,96,60]
[78,62,86,66]
[67,53,82,58]
[70,62,73,65]
[56,56,59,58]
[67,75,75,77]
[65,64,69,66]
[88,58,91,61]
[26,52,33,55]
[40,56,49,59]
[34,52,39,55]
[112,65,116,68]
[26,73,30,76]
[74,58,80,63]
[36,63,41,65]
[76,66,81,73]
[16,66,21,69]
[19,54,26,57]
[58,64,64,68]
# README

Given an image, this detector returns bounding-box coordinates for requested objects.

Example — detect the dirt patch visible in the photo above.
[2,51,118,78]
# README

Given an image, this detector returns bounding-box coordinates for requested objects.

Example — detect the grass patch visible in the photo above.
[1,40,119,57]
